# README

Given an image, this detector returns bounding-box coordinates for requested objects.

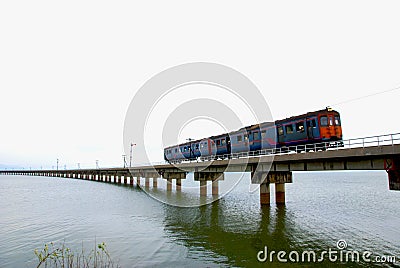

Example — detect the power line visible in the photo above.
[330,85,400,107]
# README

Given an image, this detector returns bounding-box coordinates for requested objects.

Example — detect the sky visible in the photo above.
[1,1,400,169]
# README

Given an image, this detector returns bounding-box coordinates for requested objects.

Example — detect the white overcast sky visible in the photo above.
[1,1,399,169]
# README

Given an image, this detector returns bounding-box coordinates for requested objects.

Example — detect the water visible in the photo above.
[0,171,399,267]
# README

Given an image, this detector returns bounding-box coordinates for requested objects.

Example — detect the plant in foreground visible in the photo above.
[34,241,120,268]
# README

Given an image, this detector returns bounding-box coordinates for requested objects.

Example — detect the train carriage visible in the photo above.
[276,108,343,150]
[229,127,249,154]
[210,133,231,156]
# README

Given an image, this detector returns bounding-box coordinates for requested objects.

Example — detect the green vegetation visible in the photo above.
[34,241,120,268]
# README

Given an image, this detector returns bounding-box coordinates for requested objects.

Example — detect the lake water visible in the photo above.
[0,171,399,267]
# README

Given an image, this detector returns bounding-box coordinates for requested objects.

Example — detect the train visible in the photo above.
[164,107,343,163]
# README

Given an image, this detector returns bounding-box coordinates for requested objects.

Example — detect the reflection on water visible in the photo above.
[0,171,399,267]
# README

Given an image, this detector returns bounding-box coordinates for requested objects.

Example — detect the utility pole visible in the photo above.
[122,155,127,168]
[64,165,66,170]
[77,163,80,169]
[129,143,136,167]
[57,158,59,170]
[96,160,99,169]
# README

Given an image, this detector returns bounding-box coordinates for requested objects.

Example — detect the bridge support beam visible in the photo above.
[153,177,158,188]
[145,177,150,188]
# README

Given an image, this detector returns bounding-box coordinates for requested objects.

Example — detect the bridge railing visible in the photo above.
[166,132,400,164]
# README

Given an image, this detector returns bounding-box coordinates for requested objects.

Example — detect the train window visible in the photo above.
[216,140,221,146]
[329,116,333,126]
[184,147,187,152]
[261,130,266,138]
[335,116,341,126]
[175,148,178,153]
[278,127,284,136]
[285,125,294,134]
[237,135,242,142]
[320,116,328,126]
[195,144,199,150]
[253,132,260,140]
[221,139,226,145]
[244,134,249,141]
[307,119,316,128]
[296,122,305,133]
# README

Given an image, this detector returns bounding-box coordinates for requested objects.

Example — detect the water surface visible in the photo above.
[0,171,398,267]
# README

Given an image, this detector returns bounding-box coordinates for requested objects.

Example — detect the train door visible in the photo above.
[329,114,340,139]
[226,136,231,154]
[306,117,320,141]
[277,124,285,145]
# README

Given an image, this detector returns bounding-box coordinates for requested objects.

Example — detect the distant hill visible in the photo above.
[0,164,23,170]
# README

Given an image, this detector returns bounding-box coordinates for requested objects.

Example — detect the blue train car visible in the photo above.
[164,144,185,162]
[190,138,214,158]
[260,122,277,150]
[210,133,230,156]
[229,127,249,154]
[246,124,262,152]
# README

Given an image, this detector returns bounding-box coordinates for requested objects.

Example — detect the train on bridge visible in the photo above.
[164,107,343,162]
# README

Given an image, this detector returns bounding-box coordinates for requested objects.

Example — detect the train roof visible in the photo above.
[275,107,339,124]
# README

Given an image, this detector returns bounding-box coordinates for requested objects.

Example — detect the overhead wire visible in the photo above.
[329,85,400,107]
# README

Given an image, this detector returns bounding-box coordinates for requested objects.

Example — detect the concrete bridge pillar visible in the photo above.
[212,178,219,196]
[260,183,270,205]
[163,172,186,192]
[145,177,150,188]
[387,157,400,190]
[200,181,207,196]
[253,171,292,205]
[167,178,172,191]
[275,183,285,204]
[176,179,181,191]
[194,172,224,197]
[153,177,158,188]
[136,177,141,186]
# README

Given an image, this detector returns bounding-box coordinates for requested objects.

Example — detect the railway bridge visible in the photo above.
[1,133,400,205]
